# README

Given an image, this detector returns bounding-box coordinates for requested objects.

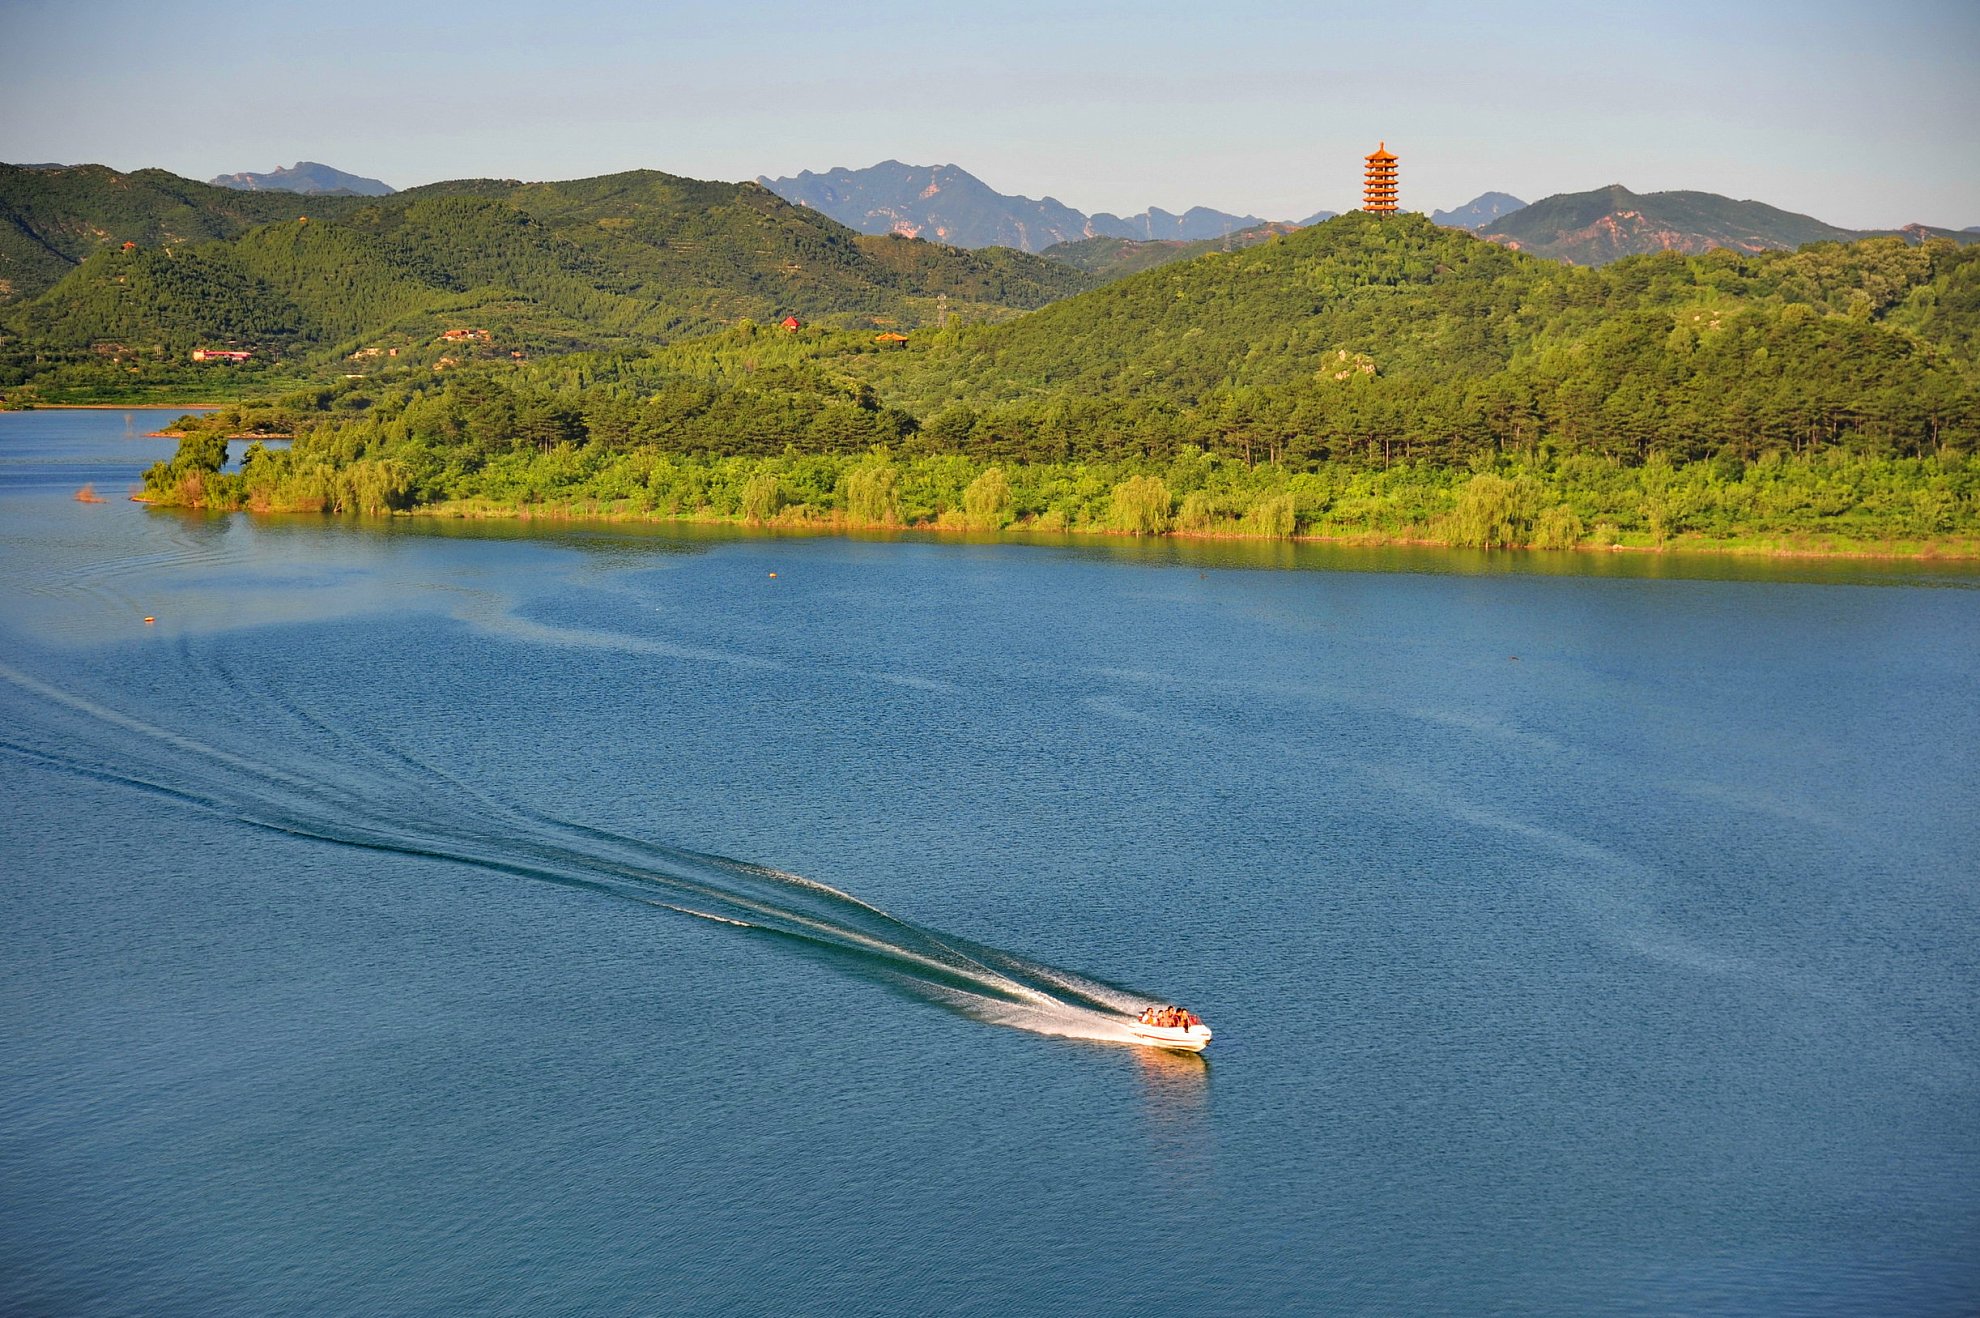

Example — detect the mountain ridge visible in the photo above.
[758,160,1287,253]
[1482,183,1978,264]
[1041,223,1304,281]
[1431,191,1527,230]
[211,161,395,196]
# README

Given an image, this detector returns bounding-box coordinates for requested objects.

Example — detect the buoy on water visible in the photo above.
[768,572,778,579]
[143,616,155,625]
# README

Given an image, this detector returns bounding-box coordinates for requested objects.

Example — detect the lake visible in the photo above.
[3,409,1977,1316]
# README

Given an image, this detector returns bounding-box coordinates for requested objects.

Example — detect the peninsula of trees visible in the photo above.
[137,212,1980,555]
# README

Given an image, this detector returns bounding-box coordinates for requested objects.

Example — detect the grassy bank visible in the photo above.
[1,380,306,409]
[138,430,1980,561]
[402,498,1980,560]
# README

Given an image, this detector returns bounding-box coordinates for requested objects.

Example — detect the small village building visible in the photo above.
[780,316,802,332]
[190,349,253,363]
[873,332,909,349]
[439,328,491,343]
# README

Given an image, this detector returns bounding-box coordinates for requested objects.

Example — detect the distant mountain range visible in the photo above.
[1044,183,1980,279]
[1482,184,1977,264]
[1091,204,1272,243]
[756,155,1980,279]
[1042,223,1305,282]
[1431,192,1527,230]
[210,161,394,197]
[757,158,1975,270]
[758,161,1286,253]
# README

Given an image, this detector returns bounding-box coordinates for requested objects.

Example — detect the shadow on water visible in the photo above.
[1130,1046,1218,1184]
[147,505,1980,588]
[1133,1045,1212,1099]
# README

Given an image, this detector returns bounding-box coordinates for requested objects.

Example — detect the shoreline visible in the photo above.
[5,402,227,411]
[318,499,1980,563]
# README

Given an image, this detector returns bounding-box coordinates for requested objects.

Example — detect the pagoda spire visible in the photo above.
[1363,142,1399,214]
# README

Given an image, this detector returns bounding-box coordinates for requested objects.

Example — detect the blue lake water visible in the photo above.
[2,408,1977,1315]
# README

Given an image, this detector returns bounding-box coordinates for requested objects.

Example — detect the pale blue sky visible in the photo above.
[2,0,1975,228]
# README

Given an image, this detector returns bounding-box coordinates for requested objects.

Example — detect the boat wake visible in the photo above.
[0,658,1172,1051]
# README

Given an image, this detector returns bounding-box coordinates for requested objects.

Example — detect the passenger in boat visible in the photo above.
[1140,1005,1206,1030]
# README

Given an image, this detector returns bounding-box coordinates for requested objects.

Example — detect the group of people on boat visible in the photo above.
[1138,1005,1201,1031]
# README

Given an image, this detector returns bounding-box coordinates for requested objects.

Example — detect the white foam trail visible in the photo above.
[926,985,1151,1046]
[0,662,1192,1053]
[457,605,777,669]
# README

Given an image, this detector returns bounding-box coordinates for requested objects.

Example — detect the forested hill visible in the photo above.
[0,163,371,303]
[0,166,1092,397]
[138,212,1980,549]
[153,211,1980,472]
[867,211,1979,463]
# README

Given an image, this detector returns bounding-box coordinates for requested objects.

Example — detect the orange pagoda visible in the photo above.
[1363,142,1398,214]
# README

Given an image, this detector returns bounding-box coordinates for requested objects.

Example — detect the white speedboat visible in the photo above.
[1127,1015,1212,1052]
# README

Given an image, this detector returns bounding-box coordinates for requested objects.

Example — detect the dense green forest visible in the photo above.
[0,163,372,305]
[0,165,1091,401]
[135,214,1980,553]
[868,213,1979,463]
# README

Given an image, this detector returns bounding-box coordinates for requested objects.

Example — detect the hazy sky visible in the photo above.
[3,0,1976,228]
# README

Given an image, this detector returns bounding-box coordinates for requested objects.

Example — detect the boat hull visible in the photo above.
[1126,1021,1212,1052]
